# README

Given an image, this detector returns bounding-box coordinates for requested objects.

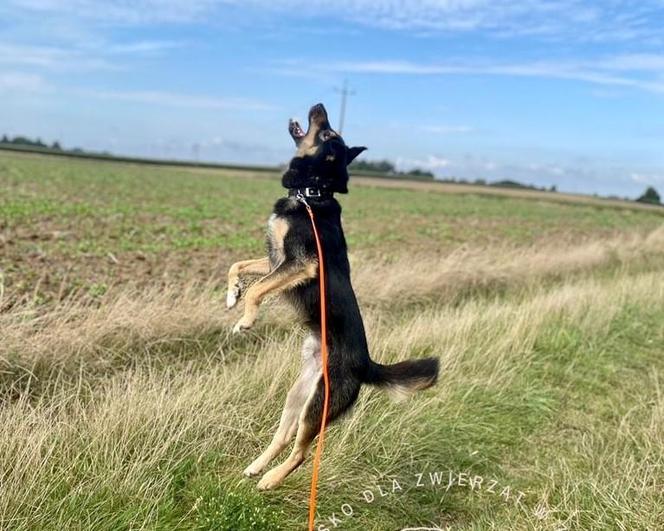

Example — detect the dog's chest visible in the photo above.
[267,213,289,265]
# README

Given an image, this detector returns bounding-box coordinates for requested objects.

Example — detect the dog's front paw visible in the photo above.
[232,316,254,334]
[243,461,264,478]
[257,469,284,491]
[226,287,240,309]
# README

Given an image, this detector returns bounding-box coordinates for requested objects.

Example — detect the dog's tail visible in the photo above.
[363,357,439,401]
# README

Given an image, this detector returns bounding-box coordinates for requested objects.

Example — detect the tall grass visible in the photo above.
[1,229,663,529]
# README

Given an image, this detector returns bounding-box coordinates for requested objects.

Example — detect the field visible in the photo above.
[1,151,663,530]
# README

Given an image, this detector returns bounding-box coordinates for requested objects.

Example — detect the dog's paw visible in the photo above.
[226,287,239,309]
[256,469,283,491]
[232,317,254,334]
[243,462,263,478]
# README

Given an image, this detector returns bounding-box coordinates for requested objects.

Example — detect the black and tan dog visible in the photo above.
[227,103,439,490]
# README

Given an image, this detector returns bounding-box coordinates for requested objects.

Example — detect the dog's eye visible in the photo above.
[319,130,333,141]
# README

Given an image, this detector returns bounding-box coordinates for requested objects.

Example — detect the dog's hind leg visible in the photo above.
[256,407,319,491]
[244,335,322,478]
[243,378,307,478]
[256,364,362,490]
[226,257,270,308]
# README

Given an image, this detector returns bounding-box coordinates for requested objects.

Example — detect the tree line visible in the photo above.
[1,136,660,205]
[351,159,660,204]
[350,159,435,180]
[351,159,555,191]
[0,134,86,154]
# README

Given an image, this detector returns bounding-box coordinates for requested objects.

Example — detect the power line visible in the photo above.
[335,80,355,135]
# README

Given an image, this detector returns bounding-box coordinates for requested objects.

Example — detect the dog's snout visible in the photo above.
[308,103,328,125]
[309,103,325,115]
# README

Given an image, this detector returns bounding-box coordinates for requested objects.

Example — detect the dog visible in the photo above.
[226,103,439,490]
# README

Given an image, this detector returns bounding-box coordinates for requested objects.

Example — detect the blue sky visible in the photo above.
[2,1,664,197]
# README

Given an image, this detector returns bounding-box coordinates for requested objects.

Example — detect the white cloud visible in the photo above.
[631,172,664,185]
[595,53,664,72]
[396,155,451,172]
[0,71,49,93]
[106,40,186,54]
[256,1,662,44]
[80,88,277,111]
[4,1,664,44]
[392,153,662,196]
[6,0,216,24]
[0,43,119,71]
[0,38,186,71]
[281,57,664,95]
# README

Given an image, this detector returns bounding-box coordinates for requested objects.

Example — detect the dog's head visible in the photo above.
[282,103,366,194]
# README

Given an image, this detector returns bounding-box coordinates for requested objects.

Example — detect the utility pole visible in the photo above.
[335,80,355,134]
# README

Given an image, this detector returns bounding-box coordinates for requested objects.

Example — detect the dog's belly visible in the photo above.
[267,213,288,266]
[301,333,322,376]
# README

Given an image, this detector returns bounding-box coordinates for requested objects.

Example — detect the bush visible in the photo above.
[636,186,661,205]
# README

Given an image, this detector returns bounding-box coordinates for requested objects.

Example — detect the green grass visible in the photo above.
[2,151,661,253]
[1,152,663,530]
[3,151,662,302]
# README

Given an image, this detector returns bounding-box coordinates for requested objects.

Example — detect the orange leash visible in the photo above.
[299,196,331,531]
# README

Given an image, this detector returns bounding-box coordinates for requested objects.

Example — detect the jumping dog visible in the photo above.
[227,103,439,490]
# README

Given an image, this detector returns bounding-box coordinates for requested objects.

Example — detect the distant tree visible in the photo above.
[11,136,40,147]
[350,159,435,180]
[473,178,487,186]
[636,186,661,205]
[351,159,396,173]
[490,179,525,189]
[549,184,557,192]
[11,136,30,145]
[490,179,545,191]
[406,168,434,179]
[51,141,62,150]
[1,134,8,144]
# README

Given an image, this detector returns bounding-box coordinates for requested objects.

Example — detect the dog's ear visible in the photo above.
[346,146,367,165]
[288,118,305,146]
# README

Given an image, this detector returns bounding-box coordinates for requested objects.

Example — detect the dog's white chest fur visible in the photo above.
[267,213,288,265]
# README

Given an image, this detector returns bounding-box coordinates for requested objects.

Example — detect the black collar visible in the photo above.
[287,186,333,200]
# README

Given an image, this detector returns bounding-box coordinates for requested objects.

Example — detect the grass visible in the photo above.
[1,151,663,530]
[2,151,662,302]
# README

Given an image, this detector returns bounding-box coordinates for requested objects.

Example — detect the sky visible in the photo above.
[1,1,664,197]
